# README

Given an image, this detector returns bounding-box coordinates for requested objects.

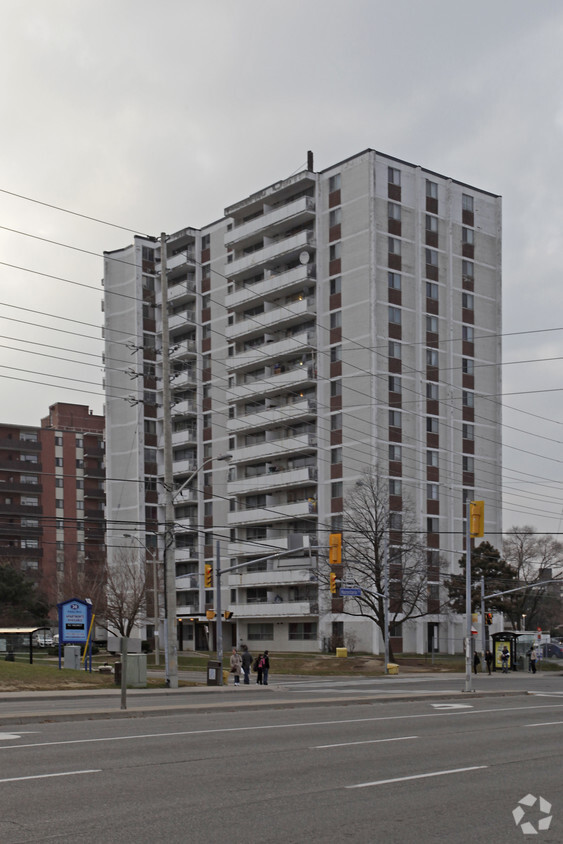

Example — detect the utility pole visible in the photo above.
[464,500,473,693]
[216,540,223,683]
[383,536,390,674]
[480,575,486,656]
[160,232,178,689]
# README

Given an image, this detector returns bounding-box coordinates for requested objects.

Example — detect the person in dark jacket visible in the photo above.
[255,653,263,684]
[473,651,481,674]
[241,644,252,685]
[262,650,270,685]
[485,649,493,675]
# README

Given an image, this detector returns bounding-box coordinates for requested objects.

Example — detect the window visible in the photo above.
[329,242,341,261]
[462,260,474,279]
[462,194,474,213]
[331,447,342,464]
[462,358,474,376]
[56,499,64,509]
[55,436,63,446]
[330,311,341,329]
[330,380,342,397]
[463,390,474,408]
[21,517,39,528]
[388,306,401,325]
[426,382,439,401]
[330,345,342,363]
[388,271,401,290]
[389,512,402,529]
[331,481,343,499]
[22,496,38,506]
[427,417,439,434]
[426,281,438,300]
[388,167,401,186]
[426,349,439,367]
[76,478,84,489]
[389,479,402,496]
[427,450,439,467]
[331,413,342,430]
[426,248,438,267]
[462,227,474,245]
[247,623,274,641]
[389,376,401,394]
[76,501,84,510]
[463,423,474,440]
[21,538,39,549]
[427,483,439,500]
[463,456,475,472]
[389,445,402,461]
[245,494,266,510]
[56,519,64,529]
[329,173,341,192]
[55,457,63,467]
[20,475,38,485]
[389,410,402,428]
[76,459,84,469]
[389,341,401,359]
[388,202,401,221]
[426,180,438,199]
[289,622,318,641]
[388,237,401,255]
[462,292,474,310]
[329,207,341,226]
[427,517,439,533]
[330,276,341,295]
[426,315,438,333]
[426,215,438,233]
[462,325,474,342]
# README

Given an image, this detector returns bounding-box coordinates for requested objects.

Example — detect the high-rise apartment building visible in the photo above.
[103,149,502,654]
[0,403,105,619]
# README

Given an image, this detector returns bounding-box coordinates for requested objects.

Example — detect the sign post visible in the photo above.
[57,598,93,671]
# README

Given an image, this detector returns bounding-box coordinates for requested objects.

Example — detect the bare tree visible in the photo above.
[329,470,441,659]
[503,526,563,631]
[98,550,148,639]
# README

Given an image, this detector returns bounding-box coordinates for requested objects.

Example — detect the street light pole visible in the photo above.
[464,500,473,693]
[216,539,223,681]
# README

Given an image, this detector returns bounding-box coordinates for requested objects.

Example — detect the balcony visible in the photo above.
[228,329,316,371]
[175,574,199,592]
[228,601,314,618]
[168,279,196,307]
[166,249,195,272]
[0,438,41,452]
[169,310,196,332]
[228,569,315,588]
[231,433,317,464]
[170,339,197,362]
[229,230,315,279]
[226,297,315,342]
[0,459,42,472]
[176,604,198,616]
[173,457,198,476]
[227,466,317,496]
[175,546,199,563]
[228,366,316,402]
[226,264,316,310]
[171,368,197,390]
[229,500,315,525]
[227,399,317,433]
[227,537,289,557]
[225,196,316,248]
[174,487,198,506]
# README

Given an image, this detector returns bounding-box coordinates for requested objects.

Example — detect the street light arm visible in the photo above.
[172,453,231,502]
[485,578,562,601]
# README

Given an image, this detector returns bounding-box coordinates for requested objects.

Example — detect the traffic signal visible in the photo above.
[206,609,216,620]
[486,612,493,626]
[329,533,342,565]
[330,572,337,594]
[469,500,485,537]
[224,611,233,620]
[204,563,213,588]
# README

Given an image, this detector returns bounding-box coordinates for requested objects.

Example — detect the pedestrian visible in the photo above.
[255,653,263,684]
[526,647,532,672]
[262,650,270,685]
[230,647,242,686]
[530,646,538,674]
[473,651,481,674]
[241,644,252,685]
[501,645,510,674]
[485,649,493,675]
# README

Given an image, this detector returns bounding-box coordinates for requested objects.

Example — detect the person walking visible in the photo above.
[262,650,270,685]
[530,646,538,674]
[230,647,242,686]
[473,651,481,674]
[241,644,252,685]
[485,649,493,675]
[255,653,263,684]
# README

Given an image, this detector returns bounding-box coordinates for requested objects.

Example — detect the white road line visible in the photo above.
[1,703,562,752]
[313,736,417,749]
[0,769,101,784]
[526,721,563,727]
[347,765,487,789]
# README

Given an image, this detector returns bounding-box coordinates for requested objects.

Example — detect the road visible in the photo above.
[0,680,562,842]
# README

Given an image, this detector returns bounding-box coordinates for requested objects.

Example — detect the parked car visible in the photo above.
[32,631,54,648]
[539,642,563,659]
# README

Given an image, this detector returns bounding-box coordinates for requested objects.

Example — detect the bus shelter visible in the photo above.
[0,627,51,664]
[491,631,519,672]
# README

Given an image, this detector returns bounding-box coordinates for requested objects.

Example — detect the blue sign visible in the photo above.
[340,587,362,597]
[58,599,91,644]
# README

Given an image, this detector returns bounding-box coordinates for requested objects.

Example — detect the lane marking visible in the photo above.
[0,734,23,741]
[526,721,563,727]
[1,703,563,752]
[431,704,473,710]
[0,769,101,784]
[313,735,417,749]
[347,765,487,789]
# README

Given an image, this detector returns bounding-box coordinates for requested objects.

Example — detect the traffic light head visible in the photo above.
[486,612,493,626]
[330,572,337,594]
[329,533,342,566]
[469,500,485,537]
[204,563,213,589]
[224,611,233,620]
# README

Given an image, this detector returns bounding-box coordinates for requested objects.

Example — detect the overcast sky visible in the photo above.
[1,0,563,536]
